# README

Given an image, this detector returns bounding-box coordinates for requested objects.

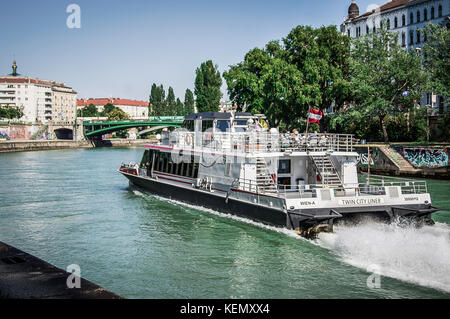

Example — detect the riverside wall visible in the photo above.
[0,139,156,153]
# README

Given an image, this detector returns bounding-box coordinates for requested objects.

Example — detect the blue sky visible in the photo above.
[0,0,384,101]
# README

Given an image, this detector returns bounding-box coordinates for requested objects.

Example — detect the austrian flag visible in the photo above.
[308,108,323,124]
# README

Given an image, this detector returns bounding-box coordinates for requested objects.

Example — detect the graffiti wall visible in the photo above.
[397,147,449,168]
[356,148,380,166]
[0,125,40,141]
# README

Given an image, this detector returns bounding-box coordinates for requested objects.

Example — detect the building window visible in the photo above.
[431,7,435,19]
[410,30,414,45]
[410,12,414,24]
[347,29,350,37]
[402,14,406,26]
[402,32,406,47]
[416,29,421,44]
[394,17,398,28]
[387,19,390,30]
[417,10,420,23]
[424,8,428,21]
[439,5,442,17]
[366,25,369,34]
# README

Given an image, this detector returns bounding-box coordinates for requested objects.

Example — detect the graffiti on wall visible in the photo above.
[0,130,10,141]
[401,148,449,168]
[357,148,380,166]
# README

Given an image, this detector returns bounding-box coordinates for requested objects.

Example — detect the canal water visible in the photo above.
[0,147,449,298]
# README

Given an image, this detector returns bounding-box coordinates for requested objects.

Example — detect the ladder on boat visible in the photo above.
[310,154,343,188]
[256,158,278,193]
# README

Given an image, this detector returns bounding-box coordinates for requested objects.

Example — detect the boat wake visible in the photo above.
[131,188,450,294]
[317,222,450,293]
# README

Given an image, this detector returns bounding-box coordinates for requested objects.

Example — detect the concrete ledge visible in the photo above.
[0,241,123,299]
[0,139,156,153]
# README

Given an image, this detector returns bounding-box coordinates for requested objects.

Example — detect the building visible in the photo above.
[77,98,149,119]
[341,0,449,112]
[0,61,77,123]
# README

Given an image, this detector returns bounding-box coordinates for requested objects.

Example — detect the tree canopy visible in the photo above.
[223,25,350,129]
[0,106,24,120]
[194,60,223,113]
[184,89,195,115]
[77,103,98,117]
[107,108,130,121]
[349,28,427,142]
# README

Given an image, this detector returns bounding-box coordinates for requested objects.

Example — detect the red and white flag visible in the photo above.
[308,108,323,124]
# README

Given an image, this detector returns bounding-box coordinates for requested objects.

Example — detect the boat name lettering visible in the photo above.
[404,197,419,201]
[299,201,316,206]
[338,198,384,206]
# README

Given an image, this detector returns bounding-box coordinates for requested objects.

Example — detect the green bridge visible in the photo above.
[82,116,184,138]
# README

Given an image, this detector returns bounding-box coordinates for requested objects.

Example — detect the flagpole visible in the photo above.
[305,108,310,135]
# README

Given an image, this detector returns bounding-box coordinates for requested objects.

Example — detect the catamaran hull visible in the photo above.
[121,172,437,235]
[121,172,289,228]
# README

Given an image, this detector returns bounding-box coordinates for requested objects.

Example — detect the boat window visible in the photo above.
[202,120,214,132]
[278,177,291,190]
[183,120,195,131]
[216,120,231,132]
[278,160,291,174]
[140,150,150,167]
[234,120,248,126]
[193,163,199,178]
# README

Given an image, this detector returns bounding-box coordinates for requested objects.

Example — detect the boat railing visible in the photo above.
[166,131,354,153]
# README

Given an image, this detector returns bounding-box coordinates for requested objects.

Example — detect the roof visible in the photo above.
[184,112,232,120]
[77,98,148,107]
[0,76,71,88]
[355,0,413,19]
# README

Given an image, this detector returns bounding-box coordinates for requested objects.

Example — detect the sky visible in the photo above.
[0,0,385,101]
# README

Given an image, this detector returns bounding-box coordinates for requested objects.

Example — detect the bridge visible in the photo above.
[82,116,184,138]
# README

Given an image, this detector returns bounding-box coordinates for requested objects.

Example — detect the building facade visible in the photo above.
[341,0,449,112]
[0,62,77,124]
[77,98,149,119]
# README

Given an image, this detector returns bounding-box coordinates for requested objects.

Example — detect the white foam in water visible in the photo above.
[132,189,450,293]
[317,222,450,293]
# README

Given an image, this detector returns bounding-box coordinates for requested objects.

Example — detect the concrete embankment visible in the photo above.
[0,139,155,153]
[0,241,122,299]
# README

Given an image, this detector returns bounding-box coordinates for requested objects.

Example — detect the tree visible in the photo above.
[0,106,24,120]
[101,103,116,116]
[349,28,427,142]
[422,23,450,101]
[149,84,166,116]
[223,25,350,129]
[194,60,222,112]
[176,98,184,116]
[107,108,130,121]
[184,89,195,114]
[166,87,176,116]
[78,103,98,117]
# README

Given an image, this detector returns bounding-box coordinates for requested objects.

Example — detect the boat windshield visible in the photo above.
[216,120,231,132]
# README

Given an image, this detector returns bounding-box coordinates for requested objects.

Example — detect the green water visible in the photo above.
[0,147,449,298]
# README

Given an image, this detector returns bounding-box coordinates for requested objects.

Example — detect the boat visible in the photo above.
[118,112,440,238]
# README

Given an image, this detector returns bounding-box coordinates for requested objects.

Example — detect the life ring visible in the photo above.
[185,134,192,145]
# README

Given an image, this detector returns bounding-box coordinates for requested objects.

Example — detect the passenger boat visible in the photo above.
[119,112,440,238]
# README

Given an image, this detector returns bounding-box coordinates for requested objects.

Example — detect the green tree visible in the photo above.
[0,106,24,120]
[101,103,116,116]
[194,60,223,112]
[149,84,166,116]
[422,23,450,104]
[184,89,195,114]
[176,98,184,116]
[349,28,427,142]
[166,87,176,116]
[107,108,130,121]
[78,103,98,117]
[223,25,350,129]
